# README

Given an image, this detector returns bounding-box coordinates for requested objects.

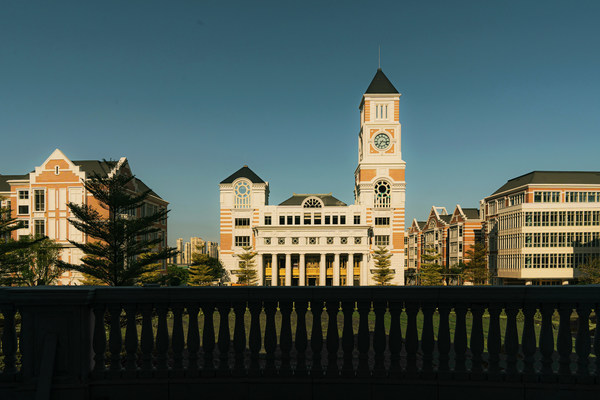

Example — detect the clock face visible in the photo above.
[374,133,391,150]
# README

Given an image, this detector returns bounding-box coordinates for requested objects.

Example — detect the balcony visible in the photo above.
[0,286,598,399]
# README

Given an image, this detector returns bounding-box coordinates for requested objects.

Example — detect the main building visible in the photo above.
[219,69,406,286]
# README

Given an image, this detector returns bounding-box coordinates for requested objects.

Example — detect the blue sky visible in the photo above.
[2,1,600,244]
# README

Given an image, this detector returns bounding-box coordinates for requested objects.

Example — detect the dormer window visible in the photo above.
[302,197,323,208]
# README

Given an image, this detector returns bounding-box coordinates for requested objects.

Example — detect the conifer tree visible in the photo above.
[188,253,225,286]
[0,202,39,285]
[234,246,258,286]
[372,246,394,285]
[56,172,177,286]
[461,242,488,285]
[419,247,443,286]
[11,236,62,286]
[577,257,600,284]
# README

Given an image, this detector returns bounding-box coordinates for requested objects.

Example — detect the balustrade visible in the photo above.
[0,286,599,396]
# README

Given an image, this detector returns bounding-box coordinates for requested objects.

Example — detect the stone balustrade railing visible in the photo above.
[0,286,599,399]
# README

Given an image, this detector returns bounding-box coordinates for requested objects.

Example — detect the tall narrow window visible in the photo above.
[34,189,45,212]
[34,220,45,237]
[234,181,251,208]
[374,180,391,208]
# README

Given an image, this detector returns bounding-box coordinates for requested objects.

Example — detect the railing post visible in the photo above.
[263,300,278,376]
[123,303,138,378]
[539,302,556,381]
[247,300,262,377]
[155,303,170,377]
[388,300,403,378]
[453,303,468,379]
[404,301,419,377]
[522,303,538,381]
[216,302,232,376]
[486,303,502,380]
[421,302,435,378]
[186,304,201,377]
[437,303,451,379]
[139,303,154,378]
[294,300,309,376]
[341,300,355,377]
[279,300,293,377]
[356,299,371,377]
[504,303,520,381]
[310,299,325,377]
[0,304,18,379]
[108,303,123,378]
[372,299,387,377]
[201,302,216,376]
[469,303,485,379]
[557,303,573,382]
[92,303,107,379]
[326,300,340,377]
[171,303,185,377]
[232,301,248,377]
[575,303,592,383]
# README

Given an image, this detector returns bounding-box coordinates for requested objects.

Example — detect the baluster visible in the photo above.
[279,300,293,376]
[124,303,138,378]
[140,303,154,377]
[575,304,592,382]
[201,302,216,376]
[539,303,556,381]
[171,303,185,377]
[217,302,231,375]
[594,303,600,381]
[470,304,485,379]
[155,304,169,377]
[453,304,468,378]
[420,302,435,378]
[186,304,200,377]
[263,300,278,376]
[521,303,537,380]
[247,301,262,376]
[294,301,309,376]
[388,300,403,377]
[310,300,324,376]
[326,300,340,377]
[486,304,502,380]
[404,302,419,377]
[437,304,451,378]
[232,302,247,376]
[108,304,123,377]
[504,304,520,380]
[356,300,371,377]
[1,305,18,377]
[92,304,107,378]
[556,304,573,381]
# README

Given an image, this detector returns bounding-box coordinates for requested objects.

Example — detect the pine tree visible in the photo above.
[56,172,177,286]
[234,247,258,286]
[188,253,225,286]
[372,246,394,285]
[419,247,443,286]
[461,242,488,285]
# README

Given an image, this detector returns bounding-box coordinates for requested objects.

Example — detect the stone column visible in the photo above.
[271,254,278,286]
[285,253,292,286]
[347,253,354,286]
[333,253,340,286]
[361,253,369,286]
[258,254,265,285]
[319,253,326,286]
[299,253,306,286]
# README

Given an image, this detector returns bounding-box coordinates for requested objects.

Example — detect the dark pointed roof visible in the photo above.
[462,208,480,220]
[73,160,118,177]
[492,171,600,195]
[0,174,29,192]
[220,166,265,184]
[365,68,399,94]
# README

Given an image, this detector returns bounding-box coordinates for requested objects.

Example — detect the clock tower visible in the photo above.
[354,69,406,283]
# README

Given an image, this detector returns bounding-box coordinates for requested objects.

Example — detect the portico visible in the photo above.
[262,252,366,286]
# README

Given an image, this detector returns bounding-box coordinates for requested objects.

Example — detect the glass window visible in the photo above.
[18,205,29,215]
[34,220,45,237]
[279,216,285,225]
[375,217,390,226]
[325,215,331,224]
[294,215,300,225]
[314,213,321,225]
[374,235,389,246]
[234,181,251,208]
[34,189,45,212]
[303,213,311,225]
[340,215,346,225]
[354,215,361,224]
[235,218,250,227]
[234,236,250,247]
[374,180,391,208]
[264,215,272,225]
[18,190,29,200]
[287,215,293,225]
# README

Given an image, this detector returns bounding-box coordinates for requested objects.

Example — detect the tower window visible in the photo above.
[374,180,391,208]
[234,181,251,209]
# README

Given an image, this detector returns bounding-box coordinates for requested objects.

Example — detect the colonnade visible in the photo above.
[260,252,368,286]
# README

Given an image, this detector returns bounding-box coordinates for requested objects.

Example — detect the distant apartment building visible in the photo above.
[172,237,220,265]
[406,205,482,284]
[482,171,600,285]
[0,149,169,285]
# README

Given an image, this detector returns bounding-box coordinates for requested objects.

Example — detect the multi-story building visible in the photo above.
[482,171,600,285]
[406,219,426,283]
[0,149,169,285]
[422,206,451,265]
[447,205,482,266]
[219,69,406,286]
[172,237,220,265]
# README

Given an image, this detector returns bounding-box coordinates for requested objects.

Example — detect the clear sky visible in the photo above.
[2,1,600,244]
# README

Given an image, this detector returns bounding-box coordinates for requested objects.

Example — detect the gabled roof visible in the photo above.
[220,166,265,184]
[135,177,163,200]
[0,174,29,192]
[492,171,600,195]
[73,160,118,177]
[418,221,426,229]
[462,208,480,220]
[279,194,347,207]
[365,68,399,94]
[440,215,453,224]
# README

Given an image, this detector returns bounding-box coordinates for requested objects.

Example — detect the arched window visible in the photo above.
[234,180,251,208]
[303,198,323,208]
[374,180,391,208]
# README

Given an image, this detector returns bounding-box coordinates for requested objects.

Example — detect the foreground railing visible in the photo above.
[0,286,599,399]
